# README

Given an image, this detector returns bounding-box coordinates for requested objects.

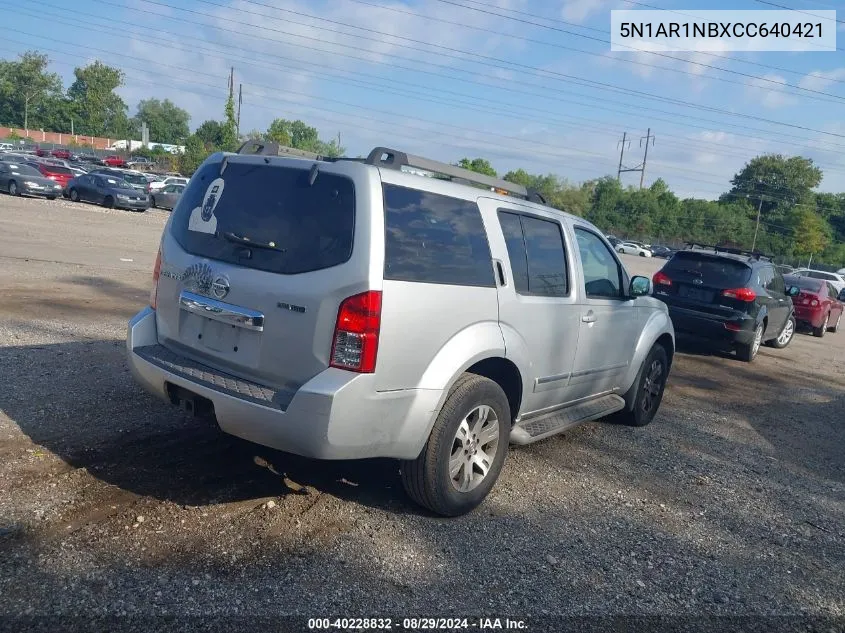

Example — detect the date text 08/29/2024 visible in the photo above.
[307,617,528,630]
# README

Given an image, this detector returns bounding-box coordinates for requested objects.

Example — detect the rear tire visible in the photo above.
[737,322,764,362]
[69,188,80,202]
[639,252,646,257]
[767,315,795,349]
[103,195,114,209]
[401,373,510,517]
[613,344,669,427]
[150,196,157,208]
[813,313,829,337]
[831,312,842,333]
[8,181,19,196]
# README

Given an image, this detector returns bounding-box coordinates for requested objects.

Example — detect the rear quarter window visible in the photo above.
[170,160,355,275]
[383,184,494,287]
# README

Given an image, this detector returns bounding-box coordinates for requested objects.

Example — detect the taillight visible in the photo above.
[653,271,672,286]
[150,248,161,309]
[810,298,819,307]
[330,291,382,373]
[722,287,756,302]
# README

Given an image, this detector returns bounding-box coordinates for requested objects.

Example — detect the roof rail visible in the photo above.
[365,146,530,200]
[236,139,324,160]
[683,241,772,261]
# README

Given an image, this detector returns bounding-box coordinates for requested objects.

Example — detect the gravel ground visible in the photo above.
[0,195,843,632]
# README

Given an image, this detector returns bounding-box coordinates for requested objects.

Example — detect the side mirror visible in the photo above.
[630,275,652,297]
[787,285,801,297]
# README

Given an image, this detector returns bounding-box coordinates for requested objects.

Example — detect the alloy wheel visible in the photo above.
[777,319,794,346]
[752,324,763,357]
[449,405,500,493]
[641,359,664,414]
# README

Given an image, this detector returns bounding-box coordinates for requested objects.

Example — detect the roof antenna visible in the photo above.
[308,163,319,186]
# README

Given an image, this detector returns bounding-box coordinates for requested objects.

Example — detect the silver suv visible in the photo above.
[127,142,675,517]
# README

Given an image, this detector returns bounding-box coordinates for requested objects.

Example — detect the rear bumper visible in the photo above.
[793,306,824,328]
[666,305,756,345]
[126,307,442,460]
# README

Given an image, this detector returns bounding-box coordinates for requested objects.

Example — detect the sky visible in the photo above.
[6,0,845,200]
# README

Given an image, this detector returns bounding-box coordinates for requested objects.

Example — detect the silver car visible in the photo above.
[127,143,675,516]
[150,183,185,210]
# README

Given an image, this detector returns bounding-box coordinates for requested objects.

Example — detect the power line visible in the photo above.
[59,0,845,153]
[333,0,845,101]
[118,0,845,137]
[752,0,845,25]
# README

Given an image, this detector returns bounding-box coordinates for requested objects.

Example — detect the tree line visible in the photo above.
[1,50,842,267]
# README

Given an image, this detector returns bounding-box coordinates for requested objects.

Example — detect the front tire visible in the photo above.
[614,344,669,427]
[103,195,114,209]
[737,322,764,362]
[69,188,80,202]
[768,315,795,349]
[150,196,157,208]
[8,181,19,196]
[830,312,842,333]
[401,373,510,517]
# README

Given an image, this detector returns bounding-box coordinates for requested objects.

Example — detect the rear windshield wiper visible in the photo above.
[680,268,703,276]
[222,231,287,253]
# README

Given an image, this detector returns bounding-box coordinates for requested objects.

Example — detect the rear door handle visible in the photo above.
[582,311,597,323]
[493,259,507,286]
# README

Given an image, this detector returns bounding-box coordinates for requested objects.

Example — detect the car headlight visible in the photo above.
[116,194,130,200]
[24,181,43,188]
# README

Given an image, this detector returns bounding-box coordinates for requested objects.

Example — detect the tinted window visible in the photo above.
[664,251,751,288]
[383,184,494,287]
[497,211,529,293]
[521,215,568,296]
[171,160,355,275]
[8,164,41,177]
[784,275,822,293]
[756,266,773,290]
[767,268,785,294]
[805,270,837,281]
[575,227,623,299]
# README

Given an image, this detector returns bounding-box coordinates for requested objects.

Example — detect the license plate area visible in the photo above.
[178,312,262,365]
[678,285,715,303]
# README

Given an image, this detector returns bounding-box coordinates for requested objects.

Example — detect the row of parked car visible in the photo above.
[0,149,188,211]
[649,243,845,361]
[606,235,675,259]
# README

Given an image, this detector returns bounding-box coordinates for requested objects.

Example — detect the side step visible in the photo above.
[509,394,626,445]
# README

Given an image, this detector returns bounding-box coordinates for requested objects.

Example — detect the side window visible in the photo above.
[383,184,495,287]
[521,215,568,296]
[574,227,623,299]
[497,211,529,293]
[766,267,785,294]
[829,283,839,300]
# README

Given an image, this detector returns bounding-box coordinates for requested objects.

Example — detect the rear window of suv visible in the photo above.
[664,251,752,287]
[171,160,355,275]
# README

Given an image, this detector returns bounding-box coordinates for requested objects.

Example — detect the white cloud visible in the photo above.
[799,68,845,92]
[744,73,797,109]
[560,0,615,24]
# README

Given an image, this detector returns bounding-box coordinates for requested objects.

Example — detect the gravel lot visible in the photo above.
[1,195,843,632]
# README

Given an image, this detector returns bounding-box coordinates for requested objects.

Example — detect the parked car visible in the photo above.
[0,153,30,164]
[103,155,126,167]
[791,268,845,294]
[148,176,189,194]
[650,245,674,259]
[149,182,185,210]
[0,162,64,199]
[652,245,799,361]
[89,168,149,192]
[76,154,105,165]
[605,235,621,248]
[126,143,676,517]
[66,173,150,211]
[783,274,844,337]
[616,241,653,257]
[0,142,14,152]
[51,148,72,160]
[775,264,795,275]
[24,161,73,190]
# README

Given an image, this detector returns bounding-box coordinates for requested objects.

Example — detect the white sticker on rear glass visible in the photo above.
[188,177,225,234]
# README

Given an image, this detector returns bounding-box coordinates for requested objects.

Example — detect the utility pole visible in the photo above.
[751,195,764,252]
[228,67,234,100]
[616,131,629,182]
[237,83,242,137]
[618,128,655,188]
[639,128,655,189]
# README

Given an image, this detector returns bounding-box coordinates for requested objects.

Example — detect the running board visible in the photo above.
[509,394,626,445]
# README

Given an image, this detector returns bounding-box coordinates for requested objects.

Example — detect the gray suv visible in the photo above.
[127,142,675,516]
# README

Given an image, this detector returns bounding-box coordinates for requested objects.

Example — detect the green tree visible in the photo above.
[791,208,830,260]
[219,92,238,152]
[264,118,344,155]
[194,119,226,149]
[179,134,210,175]
[724,154,823,224]
[131,98,190,144]
[0,51,63,130]
[66,61,129,137]
[457,157,497,177]
[266,118,292,145]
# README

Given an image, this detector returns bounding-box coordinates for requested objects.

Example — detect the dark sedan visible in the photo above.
[0,162,64,199]
[650,245,675,259]
[66,173,150,212]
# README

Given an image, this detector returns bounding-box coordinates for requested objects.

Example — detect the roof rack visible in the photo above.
[365,147,539,201]
[683,242,772,261]
[236,139,324,160]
